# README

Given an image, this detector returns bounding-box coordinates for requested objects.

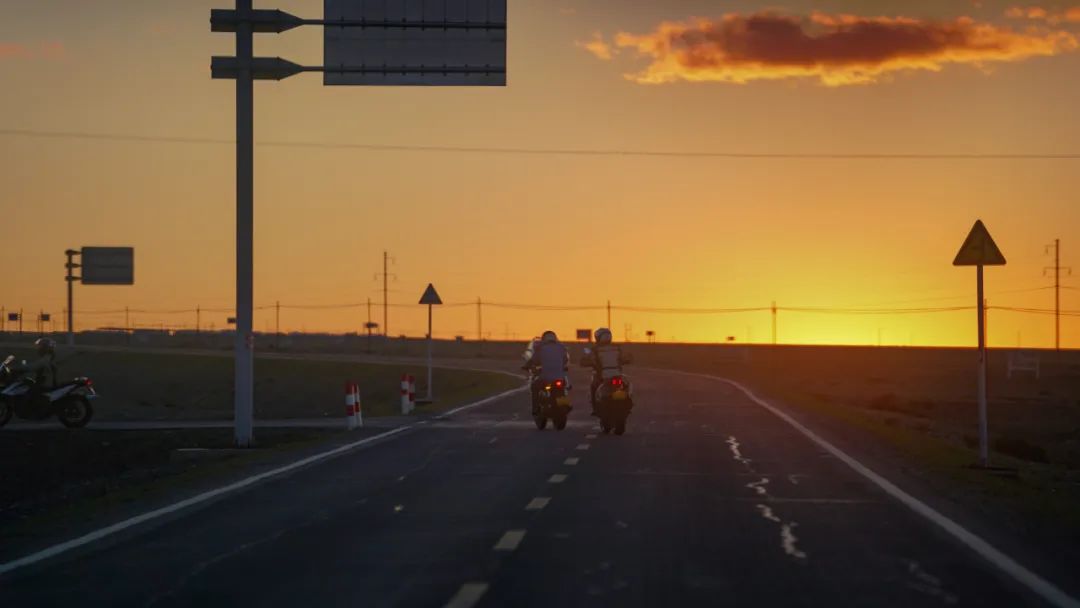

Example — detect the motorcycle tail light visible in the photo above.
[611,378,624,387]
[554,379,564,388]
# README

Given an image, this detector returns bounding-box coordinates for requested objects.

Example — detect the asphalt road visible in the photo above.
[0,369,1060,607]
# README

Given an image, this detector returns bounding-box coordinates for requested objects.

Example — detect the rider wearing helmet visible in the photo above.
[524,330,569,415]
[583,327,629,415]
[26,338,57,386]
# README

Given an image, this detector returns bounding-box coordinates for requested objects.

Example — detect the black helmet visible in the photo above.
[541,330,558,343]
[34,337,56,357]
[594,328,613,345]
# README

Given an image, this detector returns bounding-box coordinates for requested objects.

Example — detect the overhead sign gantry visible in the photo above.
[210,1,506,447]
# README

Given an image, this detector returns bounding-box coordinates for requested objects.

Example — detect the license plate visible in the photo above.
[612,391,628,401]
[556,396,571,407]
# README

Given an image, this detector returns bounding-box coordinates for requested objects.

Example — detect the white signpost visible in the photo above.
[953,220,1007,467]
[211,1,506,447]
[419,283,443,403]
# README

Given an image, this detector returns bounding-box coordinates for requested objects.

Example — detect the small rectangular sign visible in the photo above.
[39,313,51,322]
[576,329,591,341]
[324,0,507,86]
[81,247,134,285]
[7,313,18,322]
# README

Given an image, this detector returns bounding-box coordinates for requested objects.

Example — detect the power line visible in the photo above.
[5,128,1080,160]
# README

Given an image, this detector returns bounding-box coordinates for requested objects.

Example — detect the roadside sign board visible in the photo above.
[419,284,443,305]
[576,329,591,341]
[81,247,135,285]
[7,313,18,322]
[953,221,1006,266]
[39,313,51,322]
[324,0,507,86]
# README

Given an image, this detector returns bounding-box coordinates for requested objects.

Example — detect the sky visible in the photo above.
[1,0,1078,347]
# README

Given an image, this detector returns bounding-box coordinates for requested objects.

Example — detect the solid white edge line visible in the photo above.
[444,582,489,608]
[649,367,1080,608]
[0,384,529,578]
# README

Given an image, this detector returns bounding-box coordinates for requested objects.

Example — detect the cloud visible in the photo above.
[0,40,66,62]
[577,33,615,60]
[589,11,1078,86]
[1005,5,1080,23]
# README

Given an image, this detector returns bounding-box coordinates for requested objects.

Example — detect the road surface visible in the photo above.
[0,369,1060,607]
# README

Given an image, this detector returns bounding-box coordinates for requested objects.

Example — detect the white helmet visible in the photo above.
[594,328,612,345]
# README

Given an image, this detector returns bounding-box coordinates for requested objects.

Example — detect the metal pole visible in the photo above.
[426,303,433,401]
[771,301,777,345]
[66,249,76,346]
[19,309,23,335]
[196,305,201,334]
[383,250,389,337]
[234,0,255,448]
[977,265,989,467]
[275,300,280,347]
[606,300,612,328]
[1055,238,1060,351]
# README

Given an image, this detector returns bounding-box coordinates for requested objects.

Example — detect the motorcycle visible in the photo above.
[593,374,633,435]
[530,369,572,431]
[0,362,97,429]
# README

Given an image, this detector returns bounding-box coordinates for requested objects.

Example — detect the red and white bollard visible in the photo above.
[353,383,363,428]
[345,382,358,430]
[400,374,411,415]
[408,375,416,412]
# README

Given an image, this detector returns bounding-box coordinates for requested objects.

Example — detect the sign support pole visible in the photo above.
[65,249,77,346]
[427,303,434,401]
[976,264,988,467]
[234,0,255,448]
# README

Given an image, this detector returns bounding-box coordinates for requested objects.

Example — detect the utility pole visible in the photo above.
[771,301,777,345]
[607,300,612,329]
[376,250,395,337]
[477,297,483,345]
[196,305,201,334]
[275,300,281,348]
[65,249,79,346]
[1044,239,1071,351]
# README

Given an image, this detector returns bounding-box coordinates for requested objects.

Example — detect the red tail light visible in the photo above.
[610,378,624,387]
[554,379,564,388]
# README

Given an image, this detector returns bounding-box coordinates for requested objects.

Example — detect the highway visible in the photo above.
[0,368,1062,607]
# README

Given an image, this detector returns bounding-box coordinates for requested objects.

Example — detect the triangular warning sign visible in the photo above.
[953,220,1006,266]
[418,283,443,305]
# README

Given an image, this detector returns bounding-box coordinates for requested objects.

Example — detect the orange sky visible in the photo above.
[1,0,1078,347]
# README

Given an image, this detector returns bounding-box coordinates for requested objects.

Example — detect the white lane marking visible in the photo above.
[564,458,580,466]
[787,474,805,485]
[444,582,489,608]
[488,437,498,444]
[650,368,1080,608]
[526,497,551,511]
[585,433,598,439]
[907,560,960,605]
[576,444,591,451]
[393,504,404,513]
[726,435,753,467]
[494,529,526,551]
[548,474,568,484]
[747,477,770,496]
[756,504,807,560]
[0,385,529,578]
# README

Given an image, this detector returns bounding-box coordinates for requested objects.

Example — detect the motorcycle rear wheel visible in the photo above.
[552,414,567,431]
[57,397,93,429]
[614,419,626,436]
[534,415,548,430]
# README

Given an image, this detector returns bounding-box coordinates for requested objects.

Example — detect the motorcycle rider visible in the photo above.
[583,327,630,415]
[20,338,57,406]
[523,330,569,415]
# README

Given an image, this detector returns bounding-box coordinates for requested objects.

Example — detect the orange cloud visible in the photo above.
[594,12,1078,86]
[0,40,65,61]
[1005,5,1080,23]
[577,34,615,60]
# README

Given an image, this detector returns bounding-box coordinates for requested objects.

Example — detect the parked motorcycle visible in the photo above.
[0,365,96,428]
[594,374,633,435]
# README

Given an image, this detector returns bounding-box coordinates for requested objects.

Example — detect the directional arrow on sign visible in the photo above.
[953,220,1006,266]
